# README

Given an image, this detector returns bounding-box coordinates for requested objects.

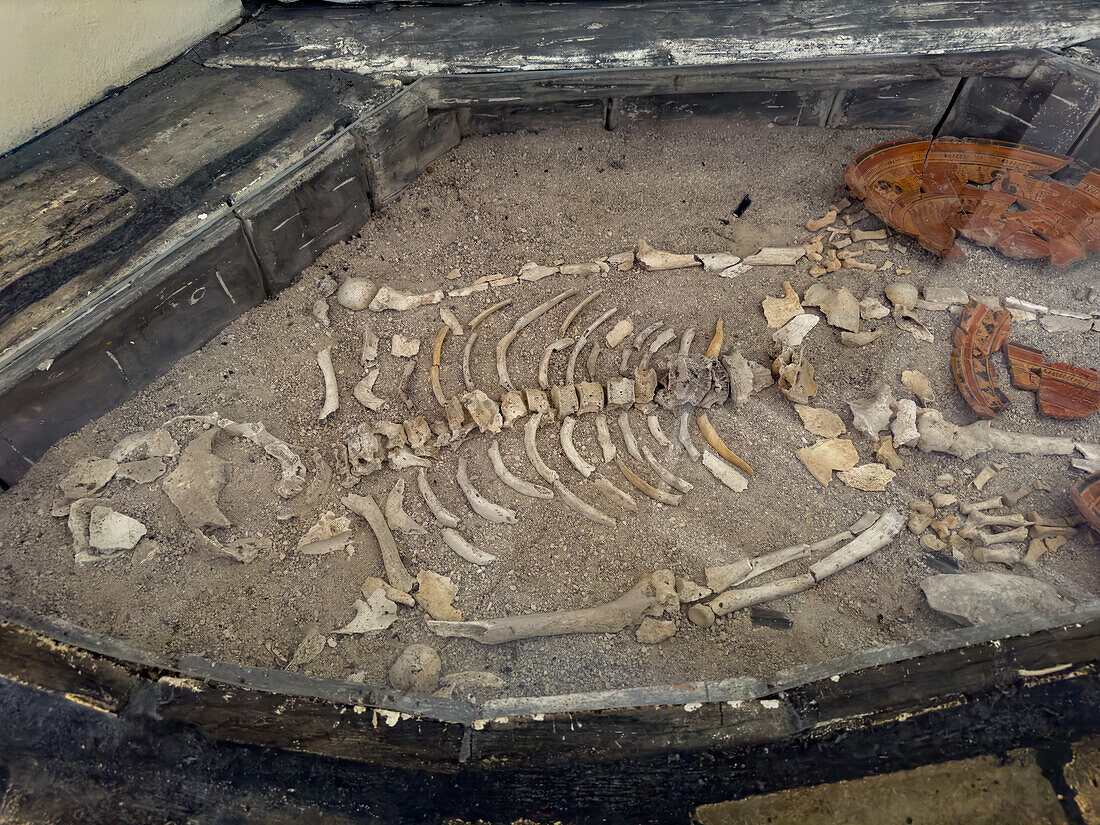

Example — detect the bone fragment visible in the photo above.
[317,347,340,420]
[567,306,619,385]
[518,262,558,282]
[369,286,442,312]
[110,429,179,463]
[678,409,702,461]
[391,334,420,358]
[456,456,517,524]
[806,210,837,232]
[916,410,1083,460]
[640,327,676,370]
[354,369,386,411]
[440,307,464,336]
[164,429,230,530]
[561,291,603,335]
[560,417,597,478]
[795,405,846,438]
[595,414,617,463]
[696,412,753,475]
[176,414,307,498]
[449,283,488,298]
[678,328,696,356]
[615,456,682,506]
[594,475,638,512]
[553,479,616,527]
[605,318,633,349]
[470,299,512,329]
[488,439,553,499]
[702,448,748,492]
[807,508,904,581]
[891,399,920,448]
[442,528,497,566]
[618,410,643,461]
[706,543,809,593]
[417,468,462,528]
[978,526,1029,546]
[688,604,716,628]
[636,239,700,271]
[297,510,353,554]
[710,574,816,617]
[499,389,528,428]
[960,496,1004,515]
[524,413,559,483]
[972,465,997,491]
[849,511,879,534]
[430,325,449,406]
[838,463,896,491]
[342,492,415,593]
[497,288,578,388]
[428,570,675,643]
[972,545,1022,564]
[966,511,1029,529]
[462,389,503,434]
[415,570,461,621]
[647,414,670,448]
[461,329,481,390]
[745,247,806,266]
[586,342,602,382]
[384,478,427,535]
[901,369,935,405]
[335,590,400,634]
[642,445,692,492]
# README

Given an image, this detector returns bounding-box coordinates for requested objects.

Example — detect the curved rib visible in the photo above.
[594,413,616,463]
[566,305,618,385]
[560,290,602,335]
[488,439,553,500]
[431,324,449,406]
[647,413,671,448]
[705,316,724,357]
[560,416,597,478]
[594,475,638,512]
[618,410,643,461]
[497,288,577,388]
[696,412,753,475]
[586,342,602,382]
[641,445,693,492]
[539,337,574,390]
[456,456,518,524]
[442,528,497,566]
[524,413,559,483]
[678,408,702,461]
[470,299,512,330]
[614,456,683,506]
[417,467,461,528]
[621,321,664,374]
[552,479,615,527]
[462,329,480,390]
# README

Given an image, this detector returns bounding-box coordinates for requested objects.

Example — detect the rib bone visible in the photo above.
[417,468,461,528]
[594,414,617,463]
[560,417,597,478]
[697,412,753,475]
[384,478,426,535]
[594,475,638,512]
[553,479,616,527]
[456,457,517,524]
[647,414,671,448]
[561,291,602,335]
[539,338,574,390]
[614,456,682,506]
[524,413,559,483]
[618,410,643,461]
[442,528,497,566]
[488,439,553,499]
[497,288,578,388]
[566,306,618,385]
[430,325,449,406]
[641,445,692,492]
[678,409,702,461]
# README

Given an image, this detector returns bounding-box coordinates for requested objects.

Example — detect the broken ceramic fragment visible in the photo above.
[951,300,1011,419]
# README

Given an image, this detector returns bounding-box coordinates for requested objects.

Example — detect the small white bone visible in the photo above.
[647,414,670,448]
[593,475,638,512]
[978,525,1029,546]
[488,439,553,500]
[317,346,339,420]
[384,478,426,535]
[560,417,597,478]
[618,410,643,462]
[524,413,559,483]
[539,338,574,390]
[553,478,615,527]
[641,445,692,492]
[701,449,748,492]
[353,369,386,412]
[678,409,702,461]
[960,496,1004,515]
[442,528,496,566]
[594,414,617,463]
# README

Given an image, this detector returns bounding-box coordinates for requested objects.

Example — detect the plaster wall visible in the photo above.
[0,0,242,156]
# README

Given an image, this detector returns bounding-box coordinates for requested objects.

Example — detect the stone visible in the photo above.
[336,278,377,310]
[388,644,442,693]
[921,571,1073,626]
[88,506,147,551]
[636,617,677,644]
[838,464,896,491]
[59,457,118,499]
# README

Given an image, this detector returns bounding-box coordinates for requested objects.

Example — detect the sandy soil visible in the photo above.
[1,116,1097,699]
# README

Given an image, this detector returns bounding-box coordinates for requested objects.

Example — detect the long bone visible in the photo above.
[702,448,748,491]
[384,477,426,534]
[416,467,462,528]
[462,299,514,391]
[641,445,692,492]
[617,410,644,461]
[456,456,518,524]
[317,346,339,420]
[705,543,810,592]
[561,290,603,335]
[524,413,559,483]
[614,456,683,506]
[552,479,616,527]
[594,413,617,463]
[497,287,578,388]
[566,305,619,385]
[442,528,497,566]
[539,338,574,389]
[560,417,597,478]
[488,439,553,499]
[342,492,415,592]
[647,414,671,448]
[427,570,675,644]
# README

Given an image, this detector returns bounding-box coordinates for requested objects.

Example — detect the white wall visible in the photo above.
[0,0,242,156]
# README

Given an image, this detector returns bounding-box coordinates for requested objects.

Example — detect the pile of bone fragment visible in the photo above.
[48,137,1100,694]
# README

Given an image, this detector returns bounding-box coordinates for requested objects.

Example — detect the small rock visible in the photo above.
[388,644,442,693]
[109,429,179,462]
[391,334,421,358]
[636,617,677,644]
[88,506,147,551]
[936,473,956,488]
[921,572,1073,626]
